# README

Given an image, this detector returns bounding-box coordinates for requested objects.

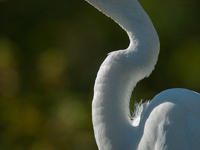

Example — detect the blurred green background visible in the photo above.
[1,0,200,149]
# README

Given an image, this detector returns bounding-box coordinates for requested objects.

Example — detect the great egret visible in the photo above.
[85,0,200,149]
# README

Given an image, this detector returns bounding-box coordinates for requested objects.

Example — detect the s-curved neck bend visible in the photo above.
[87,0,160,149]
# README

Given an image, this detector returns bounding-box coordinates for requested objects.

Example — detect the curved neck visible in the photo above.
[87,0,160,149]
[86,0,158,48]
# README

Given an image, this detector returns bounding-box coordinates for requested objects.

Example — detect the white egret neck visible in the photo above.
[86,0,160,149]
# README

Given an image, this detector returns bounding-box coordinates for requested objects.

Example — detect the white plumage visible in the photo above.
[85,0,200,149]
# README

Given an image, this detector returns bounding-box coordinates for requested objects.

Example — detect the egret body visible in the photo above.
[85,0,200,149]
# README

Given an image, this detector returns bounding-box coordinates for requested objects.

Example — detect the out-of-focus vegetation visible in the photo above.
[0,0,200,149]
